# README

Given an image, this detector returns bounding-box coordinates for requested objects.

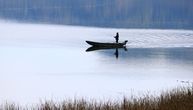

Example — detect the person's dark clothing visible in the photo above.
[114,32,119,43]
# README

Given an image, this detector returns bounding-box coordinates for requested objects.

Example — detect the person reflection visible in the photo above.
[114,48,119,59]
[114,47,127,59]
[86,46,127,59]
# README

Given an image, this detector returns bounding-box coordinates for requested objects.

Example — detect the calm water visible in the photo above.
[0,22,193,104]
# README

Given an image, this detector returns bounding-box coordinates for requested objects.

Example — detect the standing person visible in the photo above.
[114,32,119,43]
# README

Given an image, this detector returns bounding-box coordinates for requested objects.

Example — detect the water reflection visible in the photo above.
[86,46,127,59]
[97,47,193,63]
[1,22,193,104]
[114,48,118,59]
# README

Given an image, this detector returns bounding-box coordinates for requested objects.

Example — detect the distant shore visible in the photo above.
[1,86,192,110]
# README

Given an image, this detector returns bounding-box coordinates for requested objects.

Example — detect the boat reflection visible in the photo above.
[86,46,127,59]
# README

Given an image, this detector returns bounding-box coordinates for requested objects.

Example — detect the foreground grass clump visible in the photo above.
[1,87,193,110]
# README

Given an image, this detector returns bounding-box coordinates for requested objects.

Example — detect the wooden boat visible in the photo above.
[86,40,128,48]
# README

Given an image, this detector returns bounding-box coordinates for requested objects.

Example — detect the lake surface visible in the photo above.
[0,22,193,105]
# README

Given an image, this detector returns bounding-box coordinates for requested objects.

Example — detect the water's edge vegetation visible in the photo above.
[1,0,193,29]
[1,86,193,110]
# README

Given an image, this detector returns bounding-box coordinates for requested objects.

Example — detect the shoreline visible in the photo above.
[1,86,193,110]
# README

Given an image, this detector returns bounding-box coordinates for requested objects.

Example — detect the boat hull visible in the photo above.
[86,41,126,48]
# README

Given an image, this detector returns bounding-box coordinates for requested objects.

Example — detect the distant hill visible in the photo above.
[0,0,193,29]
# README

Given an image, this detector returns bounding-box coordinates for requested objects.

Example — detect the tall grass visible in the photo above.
[1,86,193,110]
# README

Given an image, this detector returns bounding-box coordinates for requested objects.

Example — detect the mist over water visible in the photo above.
[0,22,193,104]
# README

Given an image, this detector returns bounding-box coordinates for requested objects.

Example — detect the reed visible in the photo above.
[1,86,193,110]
